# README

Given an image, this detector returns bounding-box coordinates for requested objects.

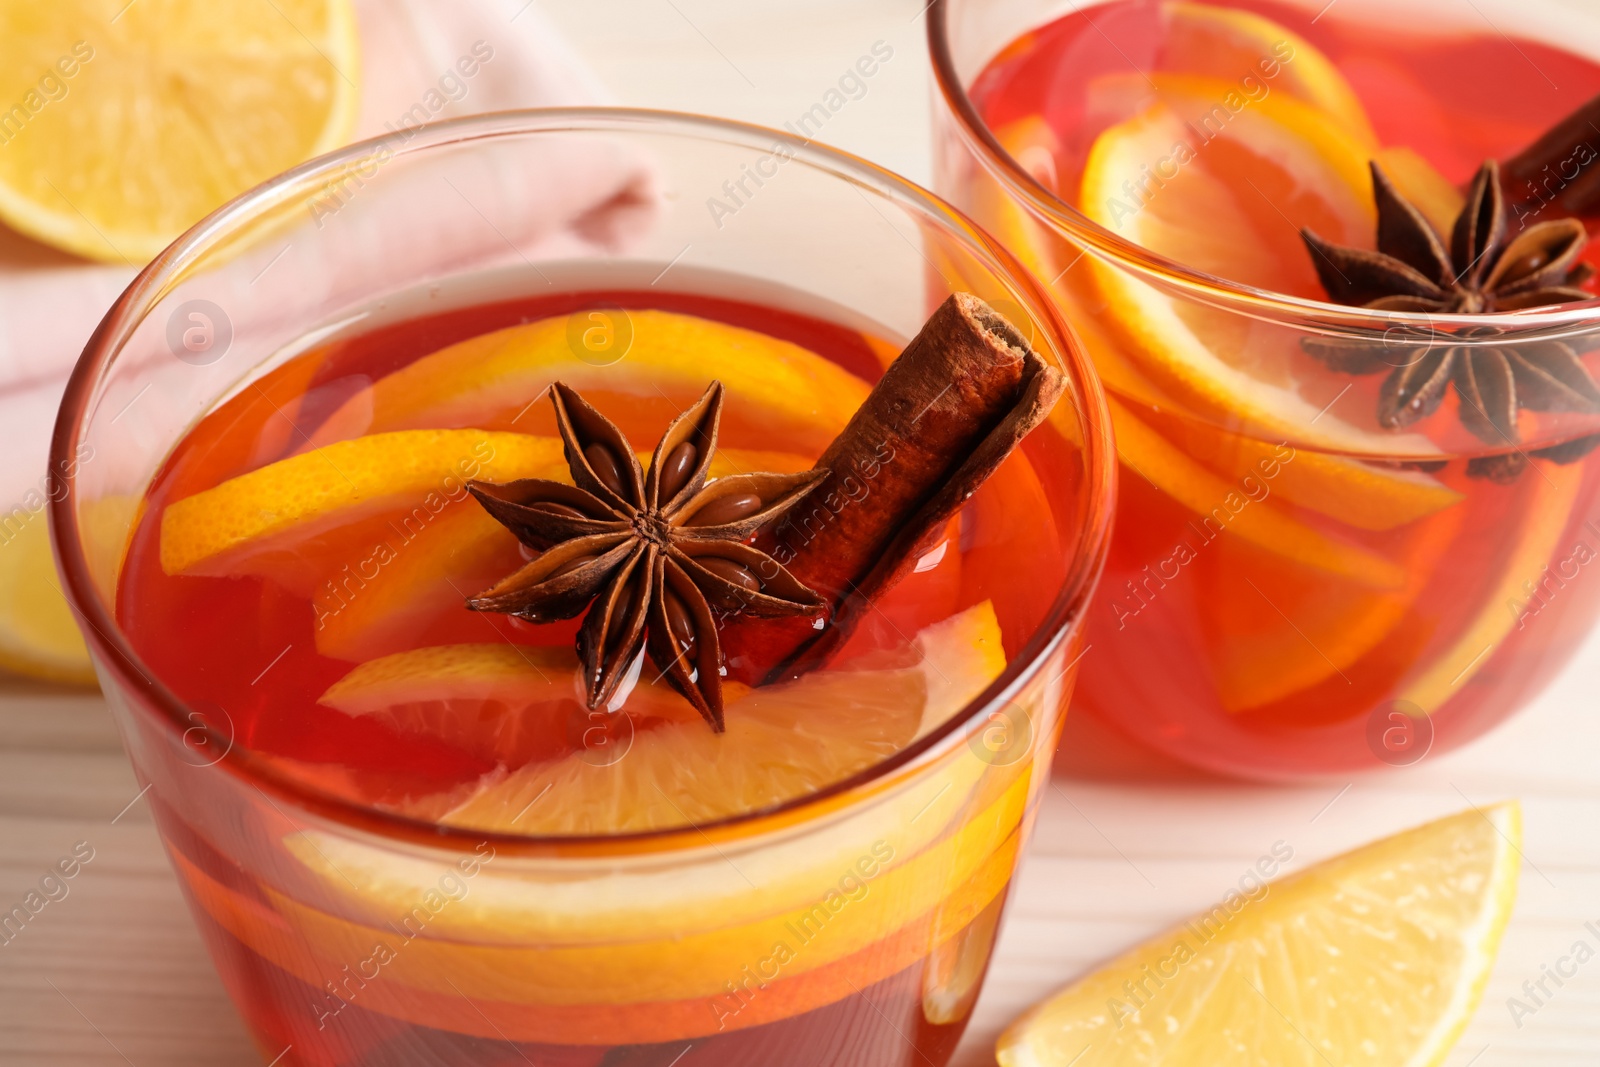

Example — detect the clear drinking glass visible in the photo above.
[49,109,1115,1066]
[930,0,1600,779]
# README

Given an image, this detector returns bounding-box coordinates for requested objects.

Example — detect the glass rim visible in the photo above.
[926,0,1600,340]
[49,106,1117,859]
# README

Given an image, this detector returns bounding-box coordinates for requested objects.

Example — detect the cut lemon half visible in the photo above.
[311,310,872,457]
[0,0,359,262]
[999,802,1522,1067]
[439,600,1006,835]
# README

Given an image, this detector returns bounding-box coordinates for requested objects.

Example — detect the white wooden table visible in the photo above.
[3,1,1597,1063]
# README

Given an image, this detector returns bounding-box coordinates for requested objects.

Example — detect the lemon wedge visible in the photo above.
[999,803,1522,1067]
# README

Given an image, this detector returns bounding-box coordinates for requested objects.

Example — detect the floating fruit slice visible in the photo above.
[1152,1,1376,142]
[244,602,1021,1032]
[1160,415,1464,532]
[1109,399,1405,587]
[311,310,872,456]
[0,514,94,684]
[0,0,359,262]
[1398,461,1584,711]
[981,118,1463,533]
[311,446,814,662]
[158,430,563,580]
[1206,498,1465,712]
[998,802,1522,1067]
[975,117,1176,414]
[1080,79,1442,456]
[213,758,1029,1040]
[320,643,706,767]
[440,600,1005,835]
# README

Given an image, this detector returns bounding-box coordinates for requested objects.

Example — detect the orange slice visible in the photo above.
[1109,398,1404,588]
[1398,461,1585,711]
[311,446,814,662]
[1080,78,1445,457]
[220,602,1023,1037]
[982,117,1462,534]
[319,643,705,766]
[439,600,1006,835]
[159,430,564,580]
[1375,144,1466,235]
[310,310,872,457]
[1206,496,1465,712]
[1153,1,1376,142]
[1159,416,1463,532]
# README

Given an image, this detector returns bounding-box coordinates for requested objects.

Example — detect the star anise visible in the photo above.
[465,382,829,730]
[1301,160,1600,480]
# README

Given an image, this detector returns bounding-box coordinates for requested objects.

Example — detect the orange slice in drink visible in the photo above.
[439,600,1006,835]
[1205,496,1465,712]
[311,310,871,456]
[1158,416,1464,532]
[983,116,1462,534]
[158,429,563,582]
[319,643,705,767]
[228,602,1023,1038]
[1079,77,1455,460]
[1109,398,1404,588]
[1397,461,1585,711]
[975,116,1176,415]
[1152,1,1376,142]
[309,445,814,662]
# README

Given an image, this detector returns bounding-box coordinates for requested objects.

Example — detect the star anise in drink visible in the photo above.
[465,382,828,730]
[1301,160,1600,480]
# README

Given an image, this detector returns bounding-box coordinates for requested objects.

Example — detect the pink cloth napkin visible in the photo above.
[0,0,641,515]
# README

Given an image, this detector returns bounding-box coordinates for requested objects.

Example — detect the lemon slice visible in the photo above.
[999,802,1522,1067]
[0,0,359,262]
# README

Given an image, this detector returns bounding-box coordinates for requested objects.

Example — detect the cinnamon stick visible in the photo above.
[1502,91,1600,220]
[719,293,1065,684]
